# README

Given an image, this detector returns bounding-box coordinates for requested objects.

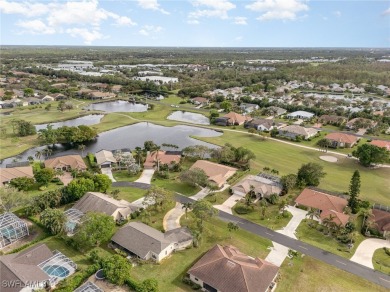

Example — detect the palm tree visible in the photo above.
[182,202,192,219]
[35,150,42,162]
[134,147,144,167]
[151,145,161,171]
[42,148,52,159]
[244,185,256,207]
[55,169,64,178]
[227,222,239,238]
[78,144,86,157]
[322,214,335,230]
[306,208,320,222]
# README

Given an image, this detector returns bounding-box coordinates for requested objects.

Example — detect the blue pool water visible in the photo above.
[66,221,77,232]
[43,265,70,278]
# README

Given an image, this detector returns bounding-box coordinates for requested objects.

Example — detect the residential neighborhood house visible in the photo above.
[214,112,251,126]
[325,133,358,148]
[111,222,193,262]
[0,243,76,292]
[95,150,117,169]
[0,166,34,186]
[188,244,279,292]
[189,160,237,188]
[278,125,318,140]
[286,111,314,120]
[44,155,87,171]
[295,188,350,226]
[231,174,283,199]
[143,150,181,169]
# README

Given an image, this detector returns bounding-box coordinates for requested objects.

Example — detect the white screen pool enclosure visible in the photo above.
[64,208,85,233]
[38,250,77,286]
[0,212,29,249]
[74,281,104,292]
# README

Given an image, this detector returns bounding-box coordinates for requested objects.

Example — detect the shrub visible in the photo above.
[234,205,251,214]
[384,247,390,256]
[155,171,169,179]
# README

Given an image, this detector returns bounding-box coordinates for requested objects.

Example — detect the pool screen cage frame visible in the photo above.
[0,212,29,249]
[38,250,77,285]
[74,281,104,292]
[64,208,85,233]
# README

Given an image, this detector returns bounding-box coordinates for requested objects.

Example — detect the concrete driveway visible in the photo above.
[135,169,155,185]
[101,168,116,182]
[59,172,73,186]
[214,193,243,215]
[351,238,390,268]
[189,187,210,201]
[265,205,308,267]
[163,202,185,231]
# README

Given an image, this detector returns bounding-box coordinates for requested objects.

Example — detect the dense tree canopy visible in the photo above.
[297,163,326,187]
[352,144,389,167]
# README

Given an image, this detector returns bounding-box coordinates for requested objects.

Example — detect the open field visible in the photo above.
[197,131,390,205]
[277,255,388,292]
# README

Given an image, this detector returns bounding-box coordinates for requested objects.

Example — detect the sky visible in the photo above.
[0,0,389,47]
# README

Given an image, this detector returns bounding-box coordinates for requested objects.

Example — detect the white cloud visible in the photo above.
[187,19,200,25]
[333,10,341,17]
[382,7,390,15]
[246,0,309,21]
[139,25,163,36]
[17,19,56,34]
[189,0,236,21]
[137,0,169,15]
[235,36,243,41]
[234,16,247,25]
[0,0,136,43]
[66,28,104,44]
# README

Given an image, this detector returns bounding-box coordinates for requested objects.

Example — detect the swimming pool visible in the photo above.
[43,265,70,278]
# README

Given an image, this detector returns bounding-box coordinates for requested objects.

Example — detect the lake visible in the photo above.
[84,100,148,113]
[35,114,104,131]
[0,123,222,166]
[167,111,210,125]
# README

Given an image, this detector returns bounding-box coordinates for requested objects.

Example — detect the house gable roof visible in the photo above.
[325,133,358,144]
[188,245,278,292]
[95,150,117,165]
[370,140,390,151]
[111,222,172,258]
[0,166,34,185]
[190,160,237,186]
[44,155,87,170]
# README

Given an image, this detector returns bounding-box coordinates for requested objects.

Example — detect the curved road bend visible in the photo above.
[175,194,390,289]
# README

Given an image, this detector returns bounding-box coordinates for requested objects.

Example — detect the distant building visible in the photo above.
[214,112,251,126]
[231,174,282,199]
[95,150,117,169]
[44,155,87,171]
[286,111,314,120]
[370,140,390,151]
[144,150,181,169]
[244,118,281,131]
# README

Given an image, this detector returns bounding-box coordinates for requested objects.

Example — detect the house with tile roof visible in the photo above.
[370,209,390,235]
[188,244,279,292]
[370,140,390,151]
[231,175,283,199]
[0,166,34,186]
[214,112,251,126]
[278,125,318,140]
[95,150,117,168]
[325,132,358,148]
[44,155,87,171]
[144,150,181,169]
[286,110,314,120]
[111,222,192,262]
[295,188,350,226]
[189,160,237,188]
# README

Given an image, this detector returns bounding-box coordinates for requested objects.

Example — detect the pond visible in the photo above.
[84,100,148,113]
[167,111,210,125]
[0,122,222,166]
[35,114,104,131]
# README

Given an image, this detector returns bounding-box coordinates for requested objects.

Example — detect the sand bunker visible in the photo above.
[319,155,338,163]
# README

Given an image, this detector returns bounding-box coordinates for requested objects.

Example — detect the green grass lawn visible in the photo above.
[112,170,140,182]
[205,189,231,205]
[295,219,366,259]
[197,131,390,205]
[233,202,293,230]
[277,255,388,292]
[131,214,272,292]
[108,186,147,203]
[152,176,200,196]
[373,248,390,275]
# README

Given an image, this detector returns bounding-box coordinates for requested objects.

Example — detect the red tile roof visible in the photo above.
[188,245,278,292]
[144,151,181,169]
[372,209,390,233]
[325,133,358,144]
[370,140,390,151]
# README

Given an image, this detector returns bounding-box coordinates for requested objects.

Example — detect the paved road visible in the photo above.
[175,194,390,289]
